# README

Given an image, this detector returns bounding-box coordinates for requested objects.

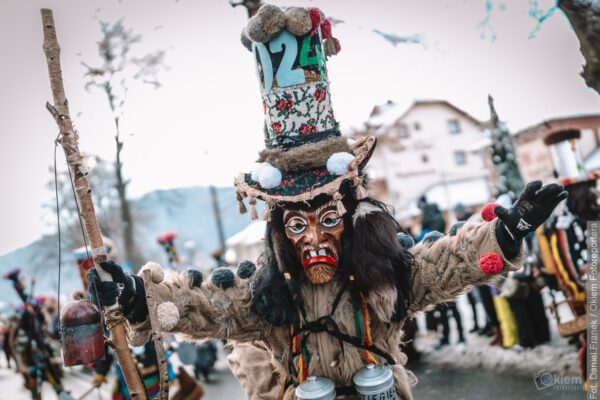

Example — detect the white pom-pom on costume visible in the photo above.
[139,262,164,283]
[327,152,355,175]
[251,163,266,181]
[257,163,282,189]
[157,302,179,331]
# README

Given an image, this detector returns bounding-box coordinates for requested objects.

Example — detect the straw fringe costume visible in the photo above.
[90,4,566,399]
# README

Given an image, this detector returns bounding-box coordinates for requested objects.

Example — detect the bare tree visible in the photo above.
[82,19,166,270]
[557,0,600,94]
[45,155,121,253]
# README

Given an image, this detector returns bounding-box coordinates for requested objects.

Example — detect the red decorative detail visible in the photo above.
[563,178,572,185]
[285,100,294,110]
[272,122,282,133]
[479,253,503,275]
[299,124,310,135]
[320,19,332,39]
[309,8,321,36]
[275,99,286,111]
[481,203,499,222]
[303,255,337,269]
[593,172,599,178]
[157,231,177,245]
[332,37,341,52]
[310,125,317,133]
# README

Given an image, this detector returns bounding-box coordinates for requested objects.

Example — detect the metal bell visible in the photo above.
[295,376,336,400]
[353,364,397,399]
[60,300,105,366]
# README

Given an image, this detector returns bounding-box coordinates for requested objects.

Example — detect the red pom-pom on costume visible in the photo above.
[320,19,332,39]
[481,203,499,222]
[479,253,503,275]
[332,37,341,52]
[309,8,321,36]
[157,231,177,245]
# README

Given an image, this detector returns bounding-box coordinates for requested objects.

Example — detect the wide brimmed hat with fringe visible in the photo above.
[234,4,377,220]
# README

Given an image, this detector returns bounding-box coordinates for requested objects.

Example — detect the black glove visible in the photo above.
[494,181,567,258]
[87,261,147,323]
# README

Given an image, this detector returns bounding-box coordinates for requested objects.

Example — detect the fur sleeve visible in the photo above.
[407,218,523,316]
[126,264,270,343]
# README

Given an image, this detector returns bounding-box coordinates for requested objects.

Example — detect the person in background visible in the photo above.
[435,301,465,348]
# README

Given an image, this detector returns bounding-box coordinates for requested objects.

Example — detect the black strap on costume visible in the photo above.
[291,281,396,367]
[265,125,341,149]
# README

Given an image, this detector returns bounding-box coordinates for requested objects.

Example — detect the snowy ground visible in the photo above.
[414,290,581,377]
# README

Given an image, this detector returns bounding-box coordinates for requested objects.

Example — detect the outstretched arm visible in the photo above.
[407,181,566,315]
[88,261,269,346]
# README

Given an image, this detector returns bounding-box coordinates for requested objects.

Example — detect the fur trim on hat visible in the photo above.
[257,136,350,172]
[157,302,179,331]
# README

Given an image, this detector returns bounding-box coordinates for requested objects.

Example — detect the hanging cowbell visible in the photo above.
[60,300,105,366]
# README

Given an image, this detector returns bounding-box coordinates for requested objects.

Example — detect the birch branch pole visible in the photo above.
[40,8,147,399]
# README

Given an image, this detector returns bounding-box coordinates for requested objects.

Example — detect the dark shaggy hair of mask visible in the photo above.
[251,180,415,325]
[350,197,414,322]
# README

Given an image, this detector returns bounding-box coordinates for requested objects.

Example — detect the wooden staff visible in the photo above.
[142,269,169,400]
[40,9,147,399]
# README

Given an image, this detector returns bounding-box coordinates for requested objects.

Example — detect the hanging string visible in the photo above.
[53,131,62,341]
[54,117,96,340]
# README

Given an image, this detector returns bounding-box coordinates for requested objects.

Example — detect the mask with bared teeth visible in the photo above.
[283,200,344,284]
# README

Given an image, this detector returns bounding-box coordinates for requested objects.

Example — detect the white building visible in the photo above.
[224,220,266,266]
[355,100,492,228]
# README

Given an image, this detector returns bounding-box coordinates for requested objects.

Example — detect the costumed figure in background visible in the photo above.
[3,268,70,400]
[88,4,567,399]
[536,128,596,383]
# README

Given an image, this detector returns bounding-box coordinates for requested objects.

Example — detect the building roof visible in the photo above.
[225,220,266,247]
[366,99,483,131]
[514,113,600,140]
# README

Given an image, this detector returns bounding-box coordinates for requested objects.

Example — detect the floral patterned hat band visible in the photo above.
[235,4,377,219]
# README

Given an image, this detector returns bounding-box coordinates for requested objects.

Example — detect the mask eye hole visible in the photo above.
[320,210,341,228]
[286,217,307,234]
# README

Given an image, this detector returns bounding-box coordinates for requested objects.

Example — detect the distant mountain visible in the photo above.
[0,186,260,304]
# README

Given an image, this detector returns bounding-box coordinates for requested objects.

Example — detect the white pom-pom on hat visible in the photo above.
[157,302,179,331]
[257,163,282,189]
[251,163,266,181]
[327,152,355,175]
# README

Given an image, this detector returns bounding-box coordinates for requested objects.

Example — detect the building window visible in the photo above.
[448,119,460,134]
[422,154,429,163]
[454,151,466,165]
[414,122,421,131]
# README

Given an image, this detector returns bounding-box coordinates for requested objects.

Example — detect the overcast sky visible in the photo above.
[1,0,599,255]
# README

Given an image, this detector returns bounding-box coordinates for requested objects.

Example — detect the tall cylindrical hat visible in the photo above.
[234,4,376,219]
[543,128,599,185]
